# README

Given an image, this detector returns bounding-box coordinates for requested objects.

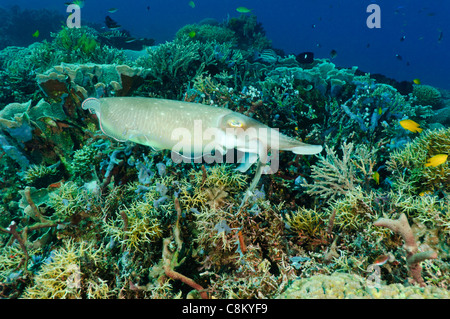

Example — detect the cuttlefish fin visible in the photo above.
[236,152,259,172]
[281,142,323,155]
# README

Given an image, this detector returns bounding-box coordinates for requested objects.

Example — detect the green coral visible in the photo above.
[103,187,164,253]
[22,239,110,299]
[136,38,244,99]
[54,26,98,56]
[24,164,58,187]
[176,24,236,44]
[412,84,442,107]
[70,144,99,178]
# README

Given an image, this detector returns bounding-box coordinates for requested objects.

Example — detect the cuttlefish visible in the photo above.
[82,97,322,172]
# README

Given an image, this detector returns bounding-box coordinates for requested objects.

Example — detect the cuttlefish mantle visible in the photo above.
[82,97,323,172]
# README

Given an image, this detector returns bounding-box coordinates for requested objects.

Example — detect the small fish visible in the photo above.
[296,52,314,64]
[373,255,389,266]
[188,1,195,8]
[400,35,406,42]
[396,54,403,60]
[377,107,383,115]
[400,119,422,133]
[419,190,432,196]
[255,49,279,64]
[373,171,380,185]
[438,30,443,43]
[108,8,118,13]
[330,49,337,59]
[236,7,252,13]
[125,38,136,43]
[32,30,40,38]
[311,24,316,28]
[413,78,421,85]
[188,31,196,38]
[425,154,448,167]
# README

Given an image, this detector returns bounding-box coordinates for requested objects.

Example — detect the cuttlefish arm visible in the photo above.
[82,97,323,171]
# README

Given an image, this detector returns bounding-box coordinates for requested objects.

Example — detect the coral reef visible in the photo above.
[278,272,449,299]
[412,84,442,108]
[373,213,437,287]
[0,12,448,300]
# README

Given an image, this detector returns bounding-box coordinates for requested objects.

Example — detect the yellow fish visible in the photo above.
[424,154,448,167]
[413,78,421,85]
[373,171,380,185]
[399,119,422,133]
[188,1,195,8]
[188,31,196,38]
[236,7,252,13]
[32,30,40,38]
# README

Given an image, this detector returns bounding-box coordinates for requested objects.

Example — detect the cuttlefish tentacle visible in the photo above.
[82,97,323,171]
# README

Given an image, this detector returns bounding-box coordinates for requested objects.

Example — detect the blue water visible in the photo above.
[2,0,450,89]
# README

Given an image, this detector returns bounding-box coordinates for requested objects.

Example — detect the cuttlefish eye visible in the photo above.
[227,118,244,128]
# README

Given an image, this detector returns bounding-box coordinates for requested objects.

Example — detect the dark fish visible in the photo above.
[396,54,403,60]
[312,24,316,28]
[105,16,121,30]
[366,43,370,48]
[438,30,443,43]
[296,52,314,64]
[330,49,337,59]
[400,35,406,41]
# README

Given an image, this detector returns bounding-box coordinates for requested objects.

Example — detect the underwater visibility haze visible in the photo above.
[0,0,449,300]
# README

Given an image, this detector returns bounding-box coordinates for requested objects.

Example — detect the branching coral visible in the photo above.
[22,239,110,298]
[387,128,450,194]
[135,38,244,99]
[373,213,438,287]
[302,142,376,200]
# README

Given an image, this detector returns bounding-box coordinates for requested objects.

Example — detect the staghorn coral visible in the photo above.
[387,128,450,195]
[22,239,110,299]
[285,207,327,243]
[102,191,164,253]
[302,142,376,200]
